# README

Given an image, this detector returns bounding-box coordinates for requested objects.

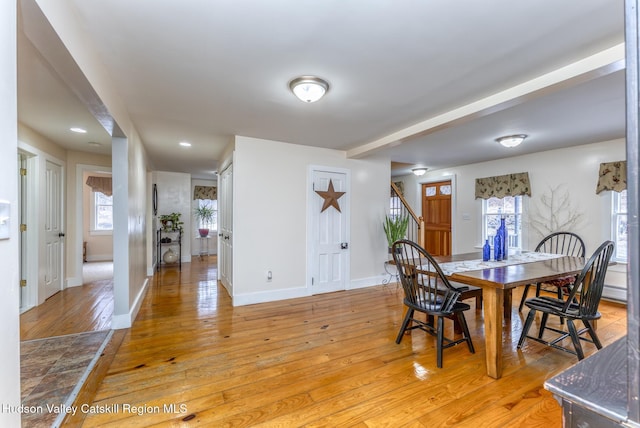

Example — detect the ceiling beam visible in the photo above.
[347,44,625,159]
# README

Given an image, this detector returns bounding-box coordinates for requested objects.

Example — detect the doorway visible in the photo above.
[421,180,452,256]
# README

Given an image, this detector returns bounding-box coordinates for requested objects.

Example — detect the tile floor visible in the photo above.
[20,330,111,428]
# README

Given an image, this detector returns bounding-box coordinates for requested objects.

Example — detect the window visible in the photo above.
[197,199,218,231]
[612,189,627,262]
[482,196,523,250]
[92,191,113,232]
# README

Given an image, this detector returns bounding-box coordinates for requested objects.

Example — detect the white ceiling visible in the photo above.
[17,0,626,179]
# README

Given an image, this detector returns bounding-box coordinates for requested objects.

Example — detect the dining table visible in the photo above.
[431,251,586,379]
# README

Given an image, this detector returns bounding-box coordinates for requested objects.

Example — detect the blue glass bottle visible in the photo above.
[482,239,491,261]
[500,217,508,260]
[494,231,503,261]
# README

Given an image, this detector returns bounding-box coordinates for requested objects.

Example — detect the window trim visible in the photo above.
[90,191,113,235]
[480,195,527,250]
[611,189,628,264]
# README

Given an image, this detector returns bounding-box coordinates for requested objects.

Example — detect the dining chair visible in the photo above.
[392,239,475,368]
[518,231,586,312]
[517,240,614,360]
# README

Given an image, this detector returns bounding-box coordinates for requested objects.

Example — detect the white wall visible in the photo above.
[35,0,152,328]
[232,136,390,305]
[397,138,627,296]
[0,0,21,424]
[154,171,192,262]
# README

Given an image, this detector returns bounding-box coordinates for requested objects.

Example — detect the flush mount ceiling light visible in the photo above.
[179,141,191,147]
[496,134,527,148]
[412,167,428,176]
[70,127,87,133]
[289,76,329,103]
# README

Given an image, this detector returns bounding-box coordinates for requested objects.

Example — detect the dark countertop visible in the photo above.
[545,336,628,423]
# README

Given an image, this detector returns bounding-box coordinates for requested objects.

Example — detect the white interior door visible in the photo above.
[219,164,233,294]
[310,169,349,294]
[44,160,64,299]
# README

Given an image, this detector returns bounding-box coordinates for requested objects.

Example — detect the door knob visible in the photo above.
[58,233,65,237]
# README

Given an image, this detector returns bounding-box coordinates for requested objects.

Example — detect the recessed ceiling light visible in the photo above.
[70,127,87,133]
[179,141,191,147]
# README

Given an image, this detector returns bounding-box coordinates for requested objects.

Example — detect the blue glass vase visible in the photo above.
[494,232,503,261]
[499,217,508,260]
[482,239,490,261]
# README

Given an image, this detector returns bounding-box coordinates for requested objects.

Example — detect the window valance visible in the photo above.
[475,172,531,199]
[85,176,112,196]
[193,185,217,200]
[595,161,626,194]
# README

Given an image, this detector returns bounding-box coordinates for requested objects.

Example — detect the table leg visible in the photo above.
[483,287,504,379]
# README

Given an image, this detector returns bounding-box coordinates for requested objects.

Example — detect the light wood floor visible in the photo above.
[21,256,627,427]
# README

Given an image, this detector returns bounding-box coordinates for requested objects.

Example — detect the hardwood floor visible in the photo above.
[22,256,628,427]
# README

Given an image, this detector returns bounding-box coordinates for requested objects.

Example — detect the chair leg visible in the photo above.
[566,319,585,360]
[583,320,603,349]
[396,309,414,344]
[436,316,445,368]
[456,312,475,353]
[538,313,549,339]
[518,284,532,312]
[518,310,536,348]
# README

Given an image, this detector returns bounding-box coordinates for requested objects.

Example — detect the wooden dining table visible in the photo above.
[433,252,586,379]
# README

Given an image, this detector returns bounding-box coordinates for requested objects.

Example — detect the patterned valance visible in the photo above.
[475,172,531,199]
[595,161,626,194]
[86,176,112,196]
[193,185,217,200]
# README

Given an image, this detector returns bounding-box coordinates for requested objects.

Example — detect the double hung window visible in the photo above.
[482,196,523,250]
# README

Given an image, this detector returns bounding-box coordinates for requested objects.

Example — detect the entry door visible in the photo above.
[44,160,64,299]
[310,169,349,294]
[422,180,452,256]
[18,154,27,310]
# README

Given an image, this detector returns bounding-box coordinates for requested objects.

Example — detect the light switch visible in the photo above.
[0,201,10,240]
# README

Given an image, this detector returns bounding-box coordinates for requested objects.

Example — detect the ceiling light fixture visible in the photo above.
[179,141,191,147]
[412,167,428,176]
[495,134,527,148]
[289,76,329,103]
[70,127,87,133]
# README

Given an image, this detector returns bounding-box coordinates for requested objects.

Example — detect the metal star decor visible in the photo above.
[315,179,346,212]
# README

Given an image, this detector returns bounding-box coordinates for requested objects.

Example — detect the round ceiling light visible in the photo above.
[289,76,329,103]
[495,134,527,148]
[411,167,428,176]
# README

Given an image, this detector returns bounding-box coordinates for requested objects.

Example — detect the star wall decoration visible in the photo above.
[315,179,346,212]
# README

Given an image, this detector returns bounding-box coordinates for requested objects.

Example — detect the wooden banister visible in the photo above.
[390,182,425,248]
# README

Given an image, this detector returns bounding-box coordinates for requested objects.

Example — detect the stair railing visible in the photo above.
[390,182,425,248]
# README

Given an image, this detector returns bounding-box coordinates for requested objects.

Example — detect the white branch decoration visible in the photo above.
[528,184,586,240]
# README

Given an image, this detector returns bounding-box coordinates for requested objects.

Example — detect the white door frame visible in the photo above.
[72,164,112,287]
[306,165,351,294]
[17,142,66,306]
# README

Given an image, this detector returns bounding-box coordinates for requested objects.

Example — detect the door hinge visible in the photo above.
[20,279,27,287]
[20,168,27,176]
[20,224,27,232]
[311,277,314,285]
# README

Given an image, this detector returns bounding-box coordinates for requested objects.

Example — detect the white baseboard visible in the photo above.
[349,275,386,290]
[111,277,149,329]
[233,286,309,306]
[86,255,113,262]
[66,276,83,288]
